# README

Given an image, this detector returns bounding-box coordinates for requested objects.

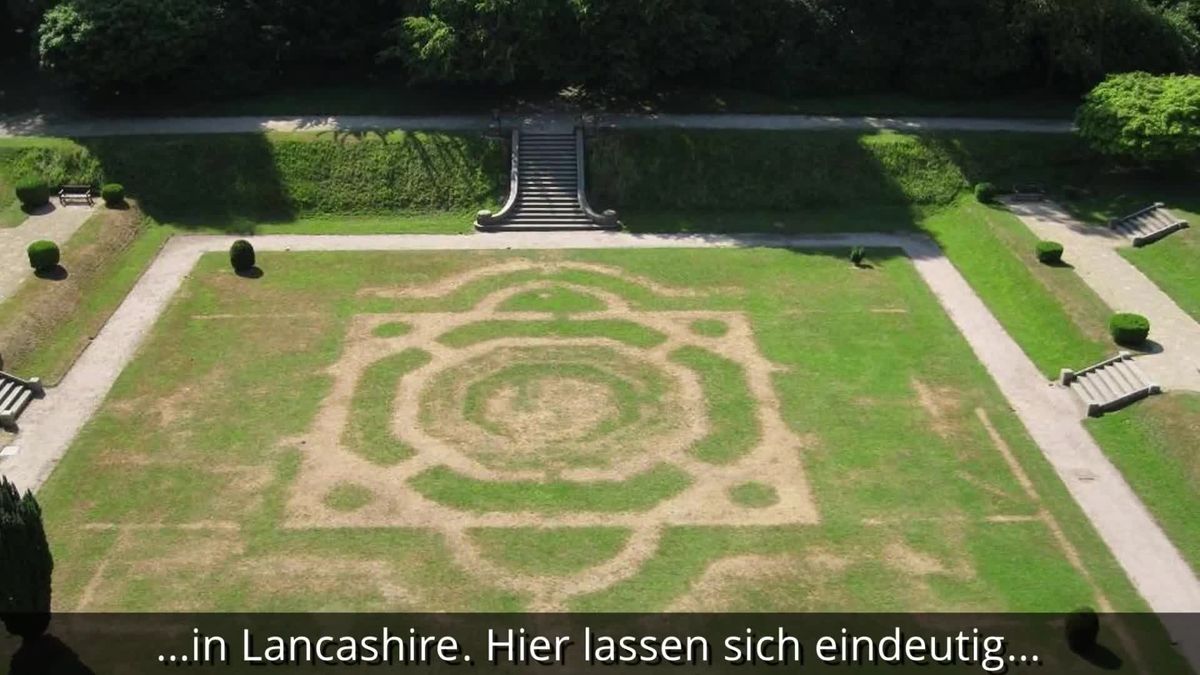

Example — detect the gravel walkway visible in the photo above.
[1004,199,1200,392]
[0,204,95,302]
[0,230,1195,662]
[0,113,1073,138]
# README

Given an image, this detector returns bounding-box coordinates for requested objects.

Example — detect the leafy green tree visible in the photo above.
[0,478,53,640]
[1077,72,1200,162]
[38,0,235,92]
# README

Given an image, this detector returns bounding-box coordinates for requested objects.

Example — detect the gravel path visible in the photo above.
[0,204,95,302]
[1004,198,1200,392]
[0,230,1195,661]
[0,113,1073,138]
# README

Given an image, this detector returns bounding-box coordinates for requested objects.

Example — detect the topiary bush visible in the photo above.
[1109,313,1151,346]
[849,246,866,266]
[27,240,60,272]
[1065,608,1100,654]
[1035,241,1065,264]
[100,183,125,207]
[974,182,999,203]
[230,239,255,272]
[15,177,50,209]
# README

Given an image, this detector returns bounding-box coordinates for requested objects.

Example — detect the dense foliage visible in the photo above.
[14,177,49,209]
[0,477,54,640]
[25,0,1200,99]
[101,183,125,207]
[1036,241,1065,264]
[230,239,255,272]
[1110,312,1152,345]
[1077,73,1200,162]
[26,240,60,272]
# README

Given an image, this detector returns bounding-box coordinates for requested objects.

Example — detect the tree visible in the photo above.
[38,0,239,93]
[0,477,54,640]
[1076,72,1200,162]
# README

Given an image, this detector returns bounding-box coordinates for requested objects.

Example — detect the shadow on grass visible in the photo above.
[72,134,295,233]
[33,265,68,281]
[8,634,95,675]
[1071,642,1123,671]
[235,266,264,279]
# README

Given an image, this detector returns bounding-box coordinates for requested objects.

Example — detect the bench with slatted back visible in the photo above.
[58,184,94,206]
[0,371,44,431]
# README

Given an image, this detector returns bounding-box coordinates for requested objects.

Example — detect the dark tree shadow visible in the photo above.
[235,266,264,279]
[1070,642,1123,671]
[8,634,95,675]
[33,265,68,281]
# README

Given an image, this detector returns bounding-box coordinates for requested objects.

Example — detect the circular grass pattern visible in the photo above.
[323,482,375,512]
[498,287,607,314]
[419,345,689,472]
[373,321,412,338]
[690,319,729,338]
[728,482,779,508]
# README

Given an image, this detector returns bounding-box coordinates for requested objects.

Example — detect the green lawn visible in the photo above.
[37,249,1157,621]
[1087,394,1200,573]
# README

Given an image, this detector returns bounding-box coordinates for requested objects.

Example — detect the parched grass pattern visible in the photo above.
[670,346,760,464]
[690,319,730,337]
[372,321,411,338]
[469,527,632,575]
[342,348,431,466]
[498,287,607,314]
[437,319,667,349]
[728,482,780,508]
[409,464,692,514]
[324,482,375,512]
[421,345,684,473]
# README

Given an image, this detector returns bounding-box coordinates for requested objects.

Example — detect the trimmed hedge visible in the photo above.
[15,177,50,209]
[100,183,125,207]
[1109,313,1151,346]
[974,182,999,203]
[229,239,255,272]
[1035,241,1064,264]
[27,240,60,272]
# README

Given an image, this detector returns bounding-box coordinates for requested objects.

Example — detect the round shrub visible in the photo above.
[1035,241,1065,264]
[229,239,255,272]
[974,182,999,203]
[1065,608,1100,654]
[27,240,60,272]
[100,183,125,207]
[15,177,50,209]
[1109,313,1151,346]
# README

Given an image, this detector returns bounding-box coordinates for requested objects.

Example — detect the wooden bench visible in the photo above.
[58,185,94,207]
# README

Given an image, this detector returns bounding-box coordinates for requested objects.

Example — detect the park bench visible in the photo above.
[58,184,95,207]
[1009,183,1046,202]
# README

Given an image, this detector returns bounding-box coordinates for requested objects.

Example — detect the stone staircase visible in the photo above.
[1060,353,1160,417]
[1110,203,1189,247]
[0,371,43,430]
[476,129,619,231]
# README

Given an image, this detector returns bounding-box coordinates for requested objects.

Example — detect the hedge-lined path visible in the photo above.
[0,230,1195,659]
[0,203,94,302]
[1004,198,1200,393]
[0,112,1073,138]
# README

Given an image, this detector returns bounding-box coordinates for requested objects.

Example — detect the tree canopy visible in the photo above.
[0,477,54,640]
[22,0,1200,100]
[1077,72,1200,162]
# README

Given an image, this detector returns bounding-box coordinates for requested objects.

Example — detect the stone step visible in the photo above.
[1065,354,1160,416]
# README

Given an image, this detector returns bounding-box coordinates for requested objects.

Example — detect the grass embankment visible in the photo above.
[0,132,504,233]
[0,204,170,383]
